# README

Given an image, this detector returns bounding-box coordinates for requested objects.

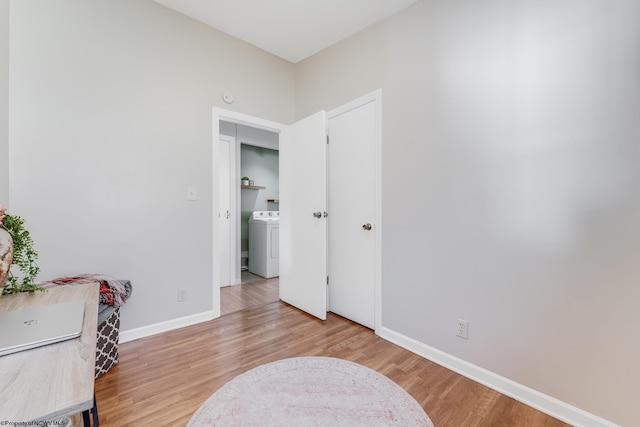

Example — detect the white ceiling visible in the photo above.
[153,0,420,63]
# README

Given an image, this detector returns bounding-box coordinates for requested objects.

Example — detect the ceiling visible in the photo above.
[153,0,420,63]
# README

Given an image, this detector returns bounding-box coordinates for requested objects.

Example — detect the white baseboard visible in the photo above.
[377,326,618,427]
[119,310,216,344]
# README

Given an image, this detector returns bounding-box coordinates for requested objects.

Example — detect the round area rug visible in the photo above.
[187,356,434,427]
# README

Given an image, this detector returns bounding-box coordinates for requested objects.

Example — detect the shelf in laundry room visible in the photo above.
[267,199,280,203]
[241,185,266,190]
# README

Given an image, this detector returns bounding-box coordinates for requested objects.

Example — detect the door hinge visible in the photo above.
[326,135,329,144]
[326,276,329,285]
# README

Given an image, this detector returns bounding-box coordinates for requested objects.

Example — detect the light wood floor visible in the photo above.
[93,280,569,427]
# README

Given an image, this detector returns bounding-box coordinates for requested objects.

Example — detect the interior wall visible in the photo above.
[0,0,9,205]
[295,1,640,425]
[8,0,294,330]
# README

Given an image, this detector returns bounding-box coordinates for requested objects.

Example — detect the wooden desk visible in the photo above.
[0,282,99,422]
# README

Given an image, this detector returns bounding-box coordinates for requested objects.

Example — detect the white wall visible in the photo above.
[7,0,639,424]
[0,0,8,205]
[296,1,640,425]
[237,124,279,150]
[8,0,294,330]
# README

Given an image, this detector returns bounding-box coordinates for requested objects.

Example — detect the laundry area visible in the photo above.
[219,121,280,284]
[248,211,279,279]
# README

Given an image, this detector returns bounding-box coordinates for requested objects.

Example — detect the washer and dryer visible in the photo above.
[248,211,279,279]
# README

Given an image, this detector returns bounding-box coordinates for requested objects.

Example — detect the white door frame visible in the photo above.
[212,108,285,318]
[327,89,382,331]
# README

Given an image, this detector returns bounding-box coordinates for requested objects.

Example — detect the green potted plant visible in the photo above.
[241,176,250,186]
[0,203,42,295]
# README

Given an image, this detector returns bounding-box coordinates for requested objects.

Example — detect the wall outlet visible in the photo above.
[456,318,468,339]
[178,288,188,302]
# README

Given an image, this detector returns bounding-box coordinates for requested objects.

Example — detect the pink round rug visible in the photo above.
[187,356,433,426]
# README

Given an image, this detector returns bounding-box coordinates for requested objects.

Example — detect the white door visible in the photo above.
[218,136,234,287]
[327,93,380,329]
[279,111,327,320]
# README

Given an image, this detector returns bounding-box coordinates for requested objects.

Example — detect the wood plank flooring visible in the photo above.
[219,277,279,316]
[94,295,569,427]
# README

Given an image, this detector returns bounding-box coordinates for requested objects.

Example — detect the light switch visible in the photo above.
[187,186,197,201]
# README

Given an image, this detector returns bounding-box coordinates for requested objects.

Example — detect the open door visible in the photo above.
[279,111,327,320]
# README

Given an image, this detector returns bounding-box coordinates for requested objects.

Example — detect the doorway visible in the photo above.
[217,119,281,315]
[212,91,381,328]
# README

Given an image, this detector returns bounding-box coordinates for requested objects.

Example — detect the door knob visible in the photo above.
[313,212,322,218]
[362,223,372,230]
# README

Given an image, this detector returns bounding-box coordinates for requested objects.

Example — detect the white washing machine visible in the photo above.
[248,211,279,279]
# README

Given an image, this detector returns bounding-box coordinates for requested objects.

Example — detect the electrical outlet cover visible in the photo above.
[456,318,468,339]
